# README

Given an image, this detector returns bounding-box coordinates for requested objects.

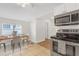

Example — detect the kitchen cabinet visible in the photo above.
[75,46,79,56]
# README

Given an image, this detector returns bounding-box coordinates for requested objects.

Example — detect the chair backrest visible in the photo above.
[11,36,21,44]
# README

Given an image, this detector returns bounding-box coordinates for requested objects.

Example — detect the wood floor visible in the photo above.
[14,44,50,56]
[8,39,51,56]
[38,39,51,49]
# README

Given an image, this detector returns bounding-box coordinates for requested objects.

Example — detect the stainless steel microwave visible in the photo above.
[54,9,79,26]
[55,15,70,26]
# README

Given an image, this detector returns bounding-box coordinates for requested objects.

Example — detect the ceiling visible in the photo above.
[0,3,63,21]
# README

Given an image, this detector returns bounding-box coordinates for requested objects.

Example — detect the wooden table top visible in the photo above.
[0,35,29,42]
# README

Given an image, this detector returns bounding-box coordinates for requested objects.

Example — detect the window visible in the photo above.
[15,25,22,35]
[2,24,13,35]
[1,24,22,35]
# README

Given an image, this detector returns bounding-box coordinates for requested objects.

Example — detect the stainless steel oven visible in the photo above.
[51,29,79,56]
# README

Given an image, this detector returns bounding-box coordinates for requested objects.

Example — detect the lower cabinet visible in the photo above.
[75,46,79,56]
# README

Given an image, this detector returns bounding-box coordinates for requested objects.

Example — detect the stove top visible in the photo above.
[51,29,79,43]
[51,36,79,43]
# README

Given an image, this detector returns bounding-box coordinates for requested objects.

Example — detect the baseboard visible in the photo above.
[31,38,49,43]
[31,39,45,43]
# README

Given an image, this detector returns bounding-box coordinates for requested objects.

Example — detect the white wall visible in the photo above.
[30,20,37,42]
[50,17,59,36]
[53,3,79,16]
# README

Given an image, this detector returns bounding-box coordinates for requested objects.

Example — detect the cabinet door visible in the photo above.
[75,46,79,56]
[66,45,75,56]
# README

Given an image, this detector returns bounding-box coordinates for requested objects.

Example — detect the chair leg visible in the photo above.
[26,39,31,45]
[0,44,1,49]
[11,43,15,54]
[22,40,25,46]
[3,43,6,53]
[23,39,27,46]
[0,44,1,55]
[18,42,21,51]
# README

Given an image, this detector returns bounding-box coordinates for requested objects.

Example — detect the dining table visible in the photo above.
[0,34,30,55]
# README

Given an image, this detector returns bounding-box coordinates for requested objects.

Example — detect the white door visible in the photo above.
[36,21,48,42]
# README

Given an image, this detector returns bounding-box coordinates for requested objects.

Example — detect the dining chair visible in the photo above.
[11,36,21,55]
[0,42,6,56]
